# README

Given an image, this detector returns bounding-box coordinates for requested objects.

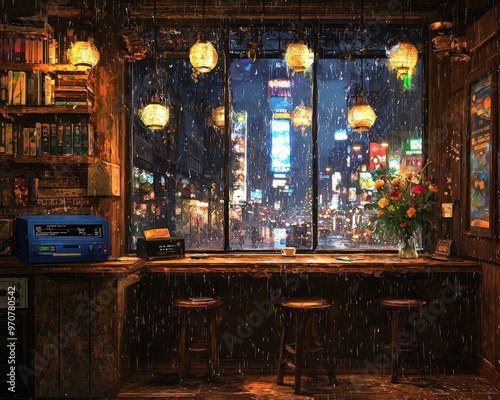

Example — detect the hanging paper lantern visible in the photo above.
[291,104,312,135]
[387,41,418,78]
[212,106,225,128]
[189,41,218,73]
[141,94,169,130]
[348,94,377,132]
[284,41,314,72]
[67,39,100,68]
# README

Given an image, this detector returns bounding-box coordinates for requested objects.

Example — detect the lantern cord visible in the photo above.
[201,0,206,41]
[360,0,365,96]
[151,0,160,100]
[360,0,364,27]
[153,0,157,73]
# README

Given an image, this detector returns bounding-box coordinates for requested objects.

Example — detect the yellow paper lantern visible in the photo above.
[189,41,218,73]
[212,106,225,128]
[291,104,312,136]
[387,41,418,78]
[67,40,100,68]
[284,41,314,72]
[141,94,169,130]
[347,95,377,132]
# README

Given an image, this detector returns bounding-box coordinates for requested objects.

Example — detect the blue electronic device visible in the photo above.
[15,215,110,264]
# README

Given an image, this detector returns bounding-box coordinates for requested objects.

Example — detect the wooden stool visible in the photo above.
[277,297,338,395]
[173,296,224,382]
[379,297,427,383]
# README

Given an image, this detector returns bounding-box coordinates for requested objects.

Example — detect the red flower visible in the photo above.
[400,222,408,228]
[365,194,372,202]
[390,188,402,200]
[411,184,426,196]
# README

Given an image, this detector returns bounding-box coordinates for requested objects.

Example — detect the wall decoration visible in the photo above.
[467,72,493,236]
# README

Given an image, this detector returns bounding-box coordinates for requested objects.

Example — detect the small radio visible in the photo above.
[136,237,185,260]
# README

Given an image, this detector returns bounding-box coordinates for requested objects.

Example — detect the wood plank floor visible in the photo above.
[115,360,500,400]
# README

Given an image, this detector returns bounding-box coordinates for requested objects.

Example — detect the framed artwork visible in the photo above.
[467,72,493,237]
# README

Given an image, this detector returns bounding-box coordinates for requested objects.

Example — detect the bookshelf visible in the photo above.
[0,21,99,216]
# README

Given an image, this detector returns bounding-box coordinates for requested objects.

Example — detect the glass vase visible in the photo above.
[398,234,419,259]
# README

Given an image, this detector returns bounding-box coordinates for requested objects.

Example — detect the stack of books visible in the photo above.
[54,71,94,106]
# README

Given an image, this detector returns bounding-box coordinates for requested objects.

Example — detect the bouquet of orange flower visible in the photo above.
[364,163,438,243]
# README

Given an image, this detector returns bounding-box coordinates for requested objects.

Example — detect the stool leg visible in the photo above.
[179,311,187,382]
[294,310,304,395]
[416,328,426,378]
[277,313,288,386]
[206,310,216,382]
[390,309,399,384]
[322,308,338,385]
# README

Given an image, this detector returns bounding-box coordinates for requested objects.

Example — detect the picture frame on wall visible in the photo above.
[466,72,494,237]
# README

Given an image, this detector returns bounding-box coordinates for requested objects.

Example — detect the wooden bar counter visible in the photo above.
[0,253,480,398]
[138,253,481,385]
[142,252,481,274]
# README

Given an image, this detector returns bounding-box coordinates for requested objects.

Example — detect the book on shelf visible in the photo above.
[72,123,81,155]
[56,122,64,155]
[41,123,50,155]
[29,127,37,156]
[12,124,19,155]
[0,34,13,63]
[63,123,73,155]
[13,35,24,63]
[21,127,29,155]
[5,123,13,155]
[44,74,52,105]
[8,70,26,105]
[0,70,7,104]
[48,38,57,64]
[49,123,57,155]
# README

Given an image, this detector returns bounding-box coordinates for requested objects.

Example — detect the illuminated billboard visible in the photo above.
[271,119,291,173]
[268,78,292,112]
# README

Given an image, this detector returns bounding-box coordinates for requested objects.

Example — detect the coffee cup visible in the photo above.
[281,247,296,256]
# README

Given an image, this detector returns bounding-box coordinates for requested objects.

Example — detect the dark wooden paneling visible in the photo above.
[59,277,90,397]
[33,275,60,398]
[89,277,119,396]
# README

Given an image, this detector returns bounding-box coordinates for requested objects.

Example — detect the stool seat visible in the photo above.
[277,297,338,394]
[173,296,223,382]
[280,297,331,310]
[380,297,426,309]
[173,296,224,309]
[380,296,426,383]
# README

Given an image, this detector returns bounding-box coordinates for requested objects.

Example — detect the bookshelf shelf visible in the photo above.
[0,105,92,114]
[0,63,89,74]
[0,155,97,164]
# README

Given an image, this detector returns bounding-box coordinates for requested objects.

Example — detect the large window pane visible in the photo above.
[131,59,225,251]
[317,58,423,250]
[229,59,313,250]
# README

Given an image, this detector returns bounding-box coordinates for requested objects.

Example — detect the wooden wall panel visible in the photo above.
[59,278,90,397]
[90,277,119,396]
[33,275,60,398]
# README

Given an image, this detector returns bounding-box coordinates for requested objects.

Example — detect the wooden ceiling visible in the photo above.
[38,0,496,29]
